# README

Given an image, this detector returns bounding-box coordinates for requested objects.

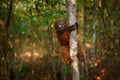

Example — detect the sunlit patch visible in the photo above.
[24,51,31,57]
[15,53,18,58]
[101,68,106,73]
[19,51,42,58]
[96,76,101,80]
[33,52,39,57]
[95,75,101,80]
[101,68,106,76]
[95,62,98,67]
[95,59,100,67]
[17,50,46,63]
[86,43,91,48]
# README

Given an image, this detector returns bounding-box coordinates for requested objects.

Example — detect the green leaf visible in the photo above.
[44,10,54,20]
[21,28,26,34]
[18,63,24,73]
[64,66,71,74]
[26,29,30,35]
[33,16,38,21]
[20,27,30,34]
[29,15,34,20]
[53,13,61,17]
[11,25,21,32]
[29,15,39,22]
[44,10,51,17]
[21,19,27,26]
[41,20,48,26]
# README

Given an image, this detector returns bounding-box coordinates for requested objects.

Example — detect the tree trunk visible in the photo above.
[48,21,57,80]
[119,29,120,54]
[83,0,88,79]
[67,0,80,80]
[90,0,97,79]
[3,0,13,80]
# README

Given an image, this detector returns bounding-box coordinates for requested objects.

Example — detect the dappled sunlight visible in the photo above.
[19,51,43,58]
[86,43,91,48]
[95,76,101,80]
[94,62,98,67]
[17,50,48,63]
[95,59,101,67]
[23,51,31,57]
[94,68,106,80]
[101,68,106,76]
[89,59,101,67]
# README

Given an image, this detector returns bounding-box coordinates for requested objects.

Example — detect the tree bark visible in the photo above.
[67,0,80,80]
[3,0,13,80]
[90,0,96,80]
[83,0,88,79]
[90,0,98,79]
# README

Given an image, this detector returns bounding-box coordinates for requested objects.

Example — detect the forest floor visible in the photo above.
[94,55,120,80]
[19,52,120,80]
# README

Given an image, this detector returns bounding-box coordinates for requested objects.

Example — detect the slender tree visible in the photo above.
[83,0,88,79]
[90,0,97,79]
[67,0,80,80]
[3,0,14,80]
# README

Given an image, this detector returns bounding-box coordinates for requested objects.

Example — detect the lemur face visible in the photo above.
[54,20,68,32]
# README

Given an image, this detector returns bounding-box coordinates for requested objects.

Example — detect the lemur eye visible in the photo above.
[59,24,64,28]
[57,24,66,31]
